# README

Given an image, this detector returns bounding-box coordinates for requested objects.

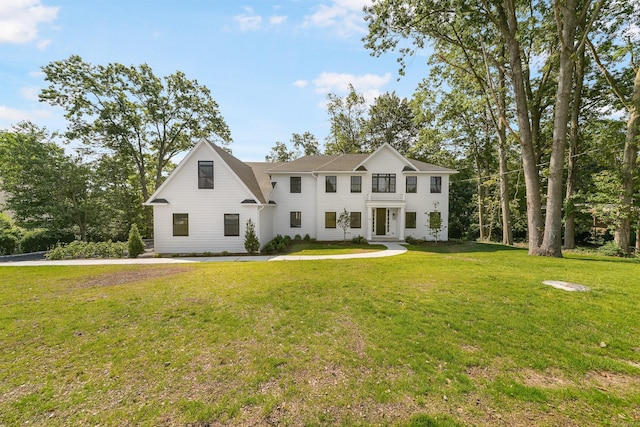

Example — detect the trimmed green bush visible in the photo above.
[127,224,145,258]
[45,240,127,260]
[0,233,18,255]
[244,219,260,254]
[597,241,624,257]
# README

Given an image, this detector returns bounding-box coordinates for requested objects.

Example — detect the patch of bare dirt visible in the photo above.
[585,371,640,395]
[520,368,575,389]
[73,266,192,289]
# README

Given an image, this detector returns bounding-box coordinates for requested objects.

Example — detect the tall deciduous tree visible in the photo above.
[364,91,417,154]
[39,55,232,235]
[364,0,606,257]
[586,3,640,254]
[325,84,367,154]
[0,123,93,240]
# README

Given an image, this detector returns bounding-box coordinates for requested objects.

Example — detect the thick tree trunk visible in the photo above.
[537,0,578,257]
[564,46,585,249]
[501,0,544,253]
[614,67,640,254]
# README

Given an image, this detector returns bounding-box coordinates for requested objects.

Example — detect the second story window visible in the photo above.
[198,161,214,189]
[430,176,442,193]
[326,176,337,193]
[350,176,362,193]
[372,174,396,193]
[406,176,417,193]
[290,176,301,193]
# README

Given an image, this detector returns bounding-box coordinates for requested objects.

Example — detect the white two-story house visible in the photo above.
[145,139,456,254]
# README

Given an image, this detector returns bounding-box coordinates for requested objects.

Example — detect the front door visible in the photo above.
[375,208,386,236]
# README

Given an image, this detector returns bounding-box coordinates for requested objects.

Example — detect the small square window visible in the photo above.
[173,213,189,236]
[224,214,240,236]
[406,176,417,193]
[406,212,417,229]
[198,161,214,189]
[326,176,337,193]
[290,177,301,193]
[350,211,361,228]
[290,211,301,228]
[325,212,336,228]
[430,176,442,193]
[350,176,362,193]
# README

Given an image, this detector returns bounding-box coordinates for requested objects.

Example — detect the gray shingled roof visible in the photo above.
[266,155,341,173]
[207,141,271,204]
[204,141,456,204]
[267,152,456,173]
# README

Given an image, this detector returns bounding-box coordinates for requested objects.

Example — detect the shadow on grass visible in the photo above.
[406,240,523,254]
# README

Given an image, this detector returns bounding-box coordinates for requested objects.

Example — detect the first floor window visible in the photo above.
[372,174,396,193]
[325,211,336,228]
[350,211,362,228]
[326,176,337,193]
[224,213,240,236]
[290,176,301,193]
[430,176,442,193]
[406,212,417,228]
[406,176,417,193]
[350,176,362,193]
[173,213,189,236]
[290,211,302,228]
[198,161,214,189]
[429,211,442,229]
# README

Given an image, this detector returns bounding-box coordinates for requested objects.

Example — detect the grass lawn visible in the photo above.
[1,242,639,426]
[288,241,387,255]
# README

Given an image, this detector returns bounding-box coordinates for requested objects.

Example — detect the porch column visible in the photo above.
[399,206,405,240]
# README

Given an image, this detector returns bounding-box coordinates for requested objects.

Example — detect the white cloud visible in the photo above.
[303,0,372,37]
[0,105,51,122]
[0,0,59,45]
[35,38,51,49]
[20,86,40,101]
[270,15,287,25]
[293,79,308,88]
[312,71,391,101]
[234,9,262,31]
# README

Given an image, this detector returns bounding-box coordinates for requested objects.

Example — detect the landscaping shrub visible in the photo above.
[20,229,75,253]
[127,224,145,258]
[303,234,311,242]
[351,235,366,244]
[45,240,127,260]
[597,241,624,257]
[244,219,260,254]
[262,234,291,253]
[0,233,18,255]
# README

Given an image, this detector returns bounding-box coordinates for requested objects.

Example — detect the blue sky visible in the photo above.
[0,0,428,161]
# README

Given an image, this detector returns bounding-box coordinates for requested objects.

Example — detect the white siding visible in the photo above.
[316,173,368,241]
[152,143,260,254]
[150,142,453,253]
[271,174,317,239]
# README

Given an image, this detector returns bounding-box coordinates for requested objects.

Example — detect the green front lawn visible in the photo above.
[1,242,639,426]
[288,241,387,255]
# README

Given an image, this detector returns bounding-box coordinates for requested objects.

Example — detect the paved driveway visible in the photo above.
[0,242,407,266]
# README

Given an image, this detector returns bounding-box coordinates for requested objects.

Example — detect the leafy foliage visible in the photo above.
[244,219,260,254]
[127,224,145,258]
[45,240,128,260]
[261,234,291,253]
[20,228,75,253]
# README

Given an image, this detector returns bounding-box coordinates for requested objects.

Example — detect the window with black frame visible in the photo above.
[198,161,214,189]
[430,176,442,193]
[224,214,240,236]
[406,176,417,193]
[290,176,301,193]
[372,174,396,193]
[325,176,337,193]
[173,213,189,236]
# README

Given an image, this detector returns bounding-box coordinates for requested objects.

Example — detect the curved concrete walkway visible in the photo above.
[0,242,407,266]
